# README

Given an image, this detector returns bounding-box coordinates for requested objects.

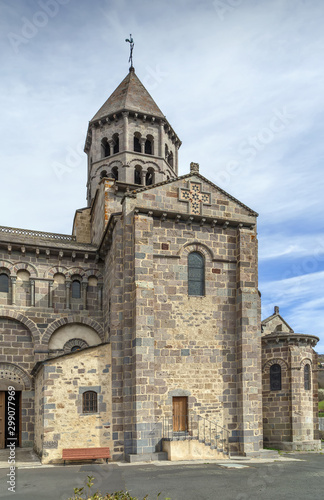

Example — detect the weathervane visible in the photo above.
[125,34,134,69]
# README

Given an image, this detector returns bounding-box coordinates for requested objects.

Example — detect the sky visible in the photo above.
[0,0,324,352]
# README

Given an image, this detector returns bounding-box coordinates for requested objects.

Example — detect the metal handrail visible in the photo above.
[162,412,230,457]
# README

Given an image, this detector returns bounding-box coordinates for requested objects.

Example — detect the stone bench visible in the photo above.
[62,447,111,465]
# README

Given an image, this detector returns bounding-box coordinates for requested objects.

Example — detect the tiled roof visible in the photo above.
[91,68,165,122]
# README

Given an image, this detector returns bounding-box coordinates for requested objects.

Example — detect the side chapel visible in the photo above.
[0,65,320,463]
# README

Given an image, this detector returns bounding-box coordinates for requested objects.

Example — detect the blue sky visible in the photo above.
[1,0,324,352]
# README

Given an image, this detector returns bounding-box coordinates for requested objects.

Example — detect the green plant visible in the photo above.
[68,476,169,500]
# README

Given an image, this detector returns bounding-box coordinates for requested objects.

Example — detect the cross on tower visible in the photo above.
[178,181,211,215]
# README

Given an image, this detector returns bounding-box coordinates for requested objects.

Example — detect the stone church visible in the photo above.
[0,66,321,463]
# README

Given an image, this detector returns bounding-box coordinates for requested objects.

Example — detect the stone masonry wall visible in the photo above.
[109,173,260,457]
[262,343,292,445]
[35,344,112,464]
[0,245,104,449]
[0,318,35,446]
[262,339,319,449]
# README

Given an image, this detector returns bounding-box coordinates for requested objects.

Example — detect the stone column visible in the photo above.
[65,280,71,309]
[122,111,129,151]
[235,226,263,456]
[108,139,115,156]
[140,137,146,154]
[175,141,179,175]
[131,211,155,455]
[82,281,87,310]
[30,280,35,307]
[98,285,103,311]
[159,120,165,157]
[48,281,53,308]
[10,277,16,305]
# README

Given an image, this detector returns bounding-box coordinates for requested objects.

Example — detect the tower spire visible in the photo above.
[125,34,134,70]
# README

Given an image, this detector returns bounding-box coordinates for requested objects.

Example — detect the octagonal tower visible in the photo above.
[84,67,181,206]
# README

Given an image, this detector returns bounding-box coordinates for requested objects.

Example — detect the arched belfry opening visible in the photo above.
[101,138,110,159]
[145,135,153,155]
[134,133,141,152]
[146,167,154,186]
[134,165,142,185]
[112,133,119,154]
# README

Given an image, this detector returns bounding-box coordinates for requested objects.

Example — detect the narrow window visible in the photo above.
[270,364,281,391]
[113,134,119,154]
[101,138,110,158]
[111,167,118,180]
[134,136,141,152]
[304,364,311,390]
[146,168,154,186]
[134,166,142,185]
[145,139,152,155]
[71,280,81,299]
[0,273,9,293]
[82,391,97,413]
[100,170,107,179]
[188,252,205,296]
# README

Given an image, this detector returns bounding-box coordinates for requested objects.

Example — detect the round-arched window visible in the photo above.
[188,252,205,296]
[82,391,98,414]
[71,280,81,299]
[0,273,9,293]
[304,364,311,391]
[270,364,281,391]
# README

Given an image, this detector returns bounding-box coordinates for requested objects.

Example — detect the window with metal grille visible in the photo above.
[0,273,9,293]
[188,252,205,296]
[304,364,311,390]
[71,280,81,299]
[270,363,281,391]
[82,391,97,413]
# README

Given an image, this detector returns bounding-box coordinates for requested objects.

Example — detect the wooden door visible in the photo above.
[173,396,188,432]
[0,392,5,449]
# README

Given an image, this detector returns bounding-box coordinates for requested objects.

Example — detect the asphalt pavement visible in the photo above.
[0,452,323,500]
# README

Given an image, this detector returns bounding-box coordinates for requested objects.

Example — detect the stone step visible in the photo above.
[244,449,280,459]
[125,452,168,463]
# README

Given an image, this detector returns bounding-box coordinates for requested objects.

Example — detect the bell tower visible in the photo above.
[84,67,182,206]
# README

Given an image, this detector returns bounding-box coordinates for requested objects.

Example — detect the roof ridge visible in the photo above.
[91,70,165,123]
